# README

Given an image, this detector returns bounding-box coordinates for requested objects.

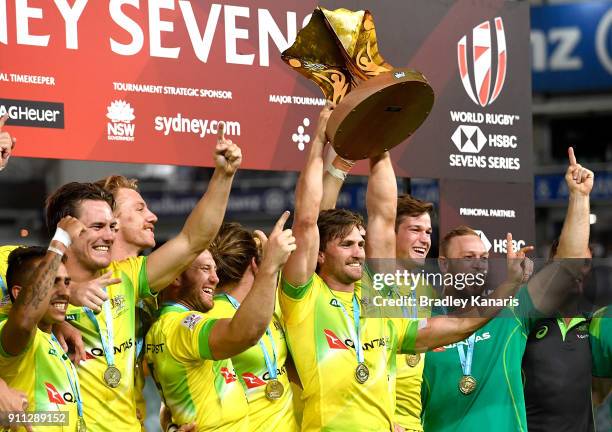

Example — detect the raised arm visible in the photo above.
[1,217,84,355]
[365,152,397,260]
[208,212,296,359]
[529,147,593,311]
[147,123,242,293]
[554,147,592,258]
[320,146,355,211]
[282,105,332,286]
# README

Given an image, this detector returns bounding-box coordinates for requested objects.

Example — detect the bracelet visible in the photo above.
[52,227,72,248]
[48,246,64,257]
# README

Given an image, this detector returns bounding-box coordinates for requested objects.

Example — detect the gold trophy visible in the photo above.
[282,7,434,160]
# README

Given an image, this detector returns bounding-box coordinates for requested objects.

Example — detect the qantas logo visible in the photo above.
[434,332,492,352]
[242,373,266,389]
[45,383,65,404]
[324,329,348,350]
[458,17,507,107]
[220,367,237,384]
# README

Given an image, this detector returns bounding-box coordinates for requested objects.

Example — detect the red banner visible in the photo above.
[0,0,532,181]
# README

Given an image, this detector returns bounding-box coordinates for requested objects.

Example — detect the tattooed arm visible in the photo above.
[1,217,84,355]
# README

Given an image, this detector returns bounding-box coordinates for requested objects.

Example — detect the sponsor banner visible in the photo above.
[1,0,531,181]
[0,98,64,128]
[439,179,535,258]
[535,171,612,203]
[531,1,612,93]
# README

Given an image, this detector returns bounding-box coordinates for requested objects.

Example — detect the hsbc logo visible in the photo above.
[452,125,487,153]
[458,17,507,107]
[473,230,492,252]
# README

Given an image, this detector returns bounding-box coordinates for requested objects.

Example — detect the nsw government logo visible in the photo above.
[457,17,507,107]
[106,100,135,142]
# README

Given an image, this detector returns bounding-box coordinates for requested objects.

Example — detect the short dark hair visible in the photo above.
[6,246,66,303]
[45,182,115,236]
[317,209,365,251]
[210,222,260,287]
[396,194,434,232]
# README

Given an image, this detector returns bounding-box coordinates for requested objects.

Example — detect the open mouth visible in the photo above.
[92,245,110,252]
[412,247,428,257]
[51,301,67,312]
[202,287,214,297]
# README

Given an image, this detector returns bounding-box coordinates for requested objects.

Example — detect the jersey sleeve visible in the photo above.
[0,320,36,380]
[394,318,420,355]
[206,298,236,320]
[590,307,611,378]
[167,313,219,362]
[279,274,319,325]
[510,286,543,334]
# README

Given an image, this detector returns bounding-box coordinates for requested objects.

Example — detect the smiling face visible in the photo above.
[396,212,432,264]
[71,200,116,272]
[179,250,219,313]
[318,226,366,285]
[441,234,489,296]
[41,263,71,327]
[114,188,158,253]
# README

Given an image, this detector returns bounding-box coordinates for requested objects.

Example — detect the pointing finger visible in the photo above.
[217,122,226,143]
[506,232,515,256]
[273,211,291,234]
[568,147,577,166]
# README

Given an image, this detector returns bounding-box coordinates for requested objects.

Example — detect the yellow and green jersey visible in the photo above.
[145,304,249,432]
[280,273,419,432]
[0,245,20,320]
[65,256,152,431]
[391,280,435,431]
[0,321,80,432]
[207,295,298,431]
[591,306,611,378]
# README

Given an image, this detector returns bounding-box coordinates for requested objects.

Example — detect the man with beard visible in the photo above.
[45,134,241,431]
[421,148,593,432]
[280,104,529,432]
[0,216,85,431]
[145,211,295,431]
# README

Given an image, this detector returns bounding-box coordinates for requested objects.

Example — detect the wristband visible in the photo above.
[52,227,72,248]
[325,146,355,181]
[48,246,64,257]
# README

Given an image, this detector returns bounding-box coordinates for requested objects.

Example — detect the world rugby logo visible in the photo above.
[457,17,507,107]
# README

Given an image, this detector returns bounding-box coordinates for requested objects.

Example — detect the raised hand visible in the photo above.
[214,122,242,176]
[258,211,297,273]
[0,114,17,172]
[506,232,534,284]
[56,216,86,244]
[566,147,594,196]
[315,102,335,143]
[69,271,120,312]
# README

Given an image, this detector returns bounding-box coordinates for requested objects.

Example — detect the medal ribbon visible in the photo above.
[83,297,115,369]
[457,333,476,376]
[224,294,279,381]
[50,334,84,420]
[330,291,364,365]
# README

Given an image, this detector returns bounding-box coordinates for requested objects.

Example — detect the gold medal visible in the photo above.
[406,353,421,367]
[103,365,121,388]
[458,375,477,395]
[77,417,87,432]
[355,363,369,384]
[264,379,284,400]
